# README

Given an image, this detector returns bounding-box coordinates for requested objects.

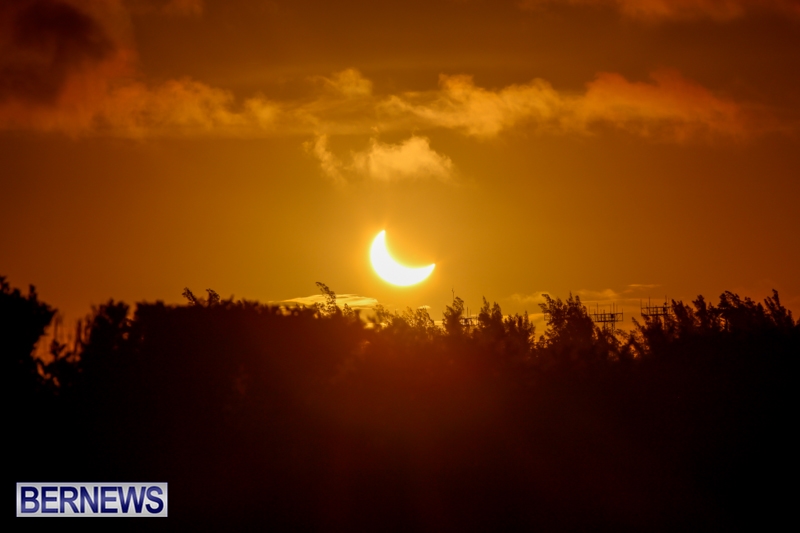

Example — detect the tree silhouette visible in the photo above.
[1,276,55,396]
[442,295,466,338]
[476,297,504,342]
[8,277,797,530]
[182,287,222,306]
[537,293,604,368]
[315,281,341,317]
[502,310,535,363]
[473,297,535,365]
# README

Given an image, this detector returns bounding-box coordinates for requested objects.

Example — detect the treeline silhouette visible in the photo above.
[6,277,796,531]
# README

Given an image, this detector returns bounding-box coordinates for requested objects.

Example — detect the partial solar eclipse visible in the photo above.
[370,230,435,286]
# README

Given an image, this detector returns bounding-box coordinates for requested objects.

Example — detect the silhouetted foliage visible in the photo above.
[372,304,437,339]
[626,289,797,362]
[536,293,617,369]
[477,296,504,342]
[472,297,535,367]
[9,277,797,531]
[315,281,341,317]
[1,276,55,396]
[442,295,466,338]
[182,286,221,307]
[502,310,535,361]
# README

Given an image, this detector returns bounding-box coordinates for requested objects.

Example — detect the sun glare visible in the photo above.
[370,230,435,287]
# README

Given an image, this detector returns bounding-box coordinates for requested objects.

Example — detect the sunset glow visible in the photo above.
[5,1,797,529]
[0,0,797,331]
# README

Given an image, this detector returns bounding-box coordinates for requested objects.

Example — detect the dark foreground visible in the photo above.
[8,281,796,531]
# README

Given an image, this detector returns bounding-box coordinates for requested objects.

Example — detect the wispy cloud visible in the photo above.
[95,79,282,137]
[518,0,800,21]
[627,283,661,291]
[576,288,627,301]
[382,75,566,137]
[0,0,280,137]
[305,134,455,183]
[304,134,346,184]
[577,284,664,306]
[384,70,754,141]
[282,293,379,309]
[351,136,454,181]
[509,291,552,306]
[579,70,750,139]
[511,286,660,308]
[0,2,779,144]
[1,76,283,138]
[314,68,373,98]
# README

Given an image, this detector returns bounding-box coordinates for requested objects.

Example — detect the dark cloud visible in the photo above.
[0,1,115,105]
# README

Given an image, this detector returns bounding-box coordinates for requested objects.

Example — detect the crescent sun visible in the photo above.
[370,230,435,286]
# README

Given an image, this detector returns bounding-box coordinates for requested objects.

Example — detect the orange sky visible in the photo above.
[1,0,799,330]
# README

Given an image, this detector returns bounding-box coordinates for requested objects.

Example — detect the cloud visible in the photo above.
[282,293,379,310]
[384,70,752,141]
[518,0,800,21]
[577,288,627,301]
[383,75,565,137]
[303,134,345,184]
[351,136,454,181]
[577,70,749,139]
[627,283,661,291]
[509,291,552,305]
[316,68,373,98]
[577,285,666,307]
[0,0,132,106]
[512,286,660,307]
[305,134,455,183]
[1,74,283,137]
[0,0,771,145]
[0,0,282,137]
[96,79,281,137]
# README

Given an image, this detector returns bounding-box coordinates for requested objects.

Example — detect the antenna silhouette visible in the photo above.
[640,296,672,320]
[590,302,623,331]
